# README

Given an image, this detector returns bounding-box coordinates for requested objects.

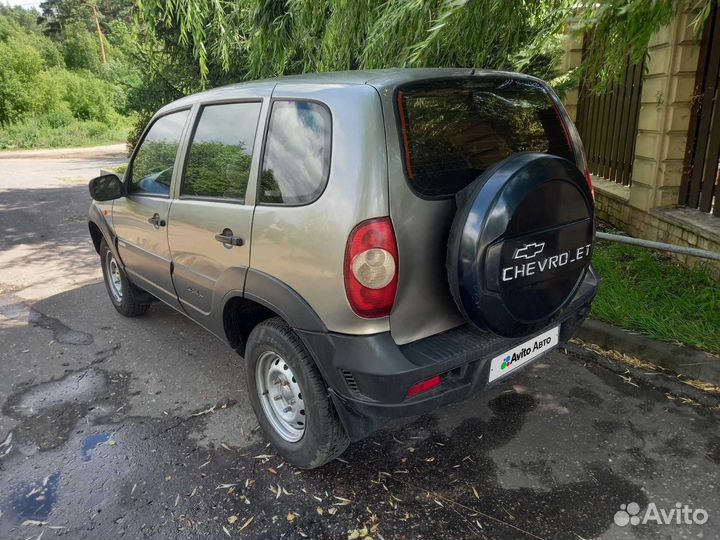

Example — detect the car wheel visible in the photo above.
[99,238,151,317]
[245,317,349,468]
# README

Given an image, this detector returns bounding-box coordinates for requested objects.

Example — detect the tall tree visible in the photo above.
[135,0,719,92]
[136,0,573,85]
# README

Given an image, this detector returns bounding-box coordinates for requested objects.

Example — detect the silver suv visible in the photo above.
[88,69,598,468]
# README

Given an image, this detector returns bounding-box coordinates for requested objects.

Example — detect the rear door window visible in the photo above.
[181,101,261,201]
[396,77,574,198]
[259,100,331,205]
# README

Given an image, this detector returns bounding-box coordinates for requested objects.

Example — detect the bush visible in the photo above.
[61,71,116,122]
[63,22,102,73]
[0,39,45,124]
[0,9,134,150]
[36,68,116,123]
[44,104,75,128]
[0,115,130,150]
[35,34,65,68]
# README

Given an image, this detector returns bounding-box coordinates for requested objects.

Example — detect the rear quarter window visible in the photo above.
[396,77,574,198]
[259,100,331,206]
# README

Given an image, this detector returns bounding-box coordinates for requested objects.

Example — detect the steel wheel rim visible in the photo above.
[105,251,123,302]
[256,351,306,442]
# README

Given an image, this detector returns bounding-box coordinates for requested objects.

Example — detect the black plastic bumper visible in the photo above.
[297,266,599,441]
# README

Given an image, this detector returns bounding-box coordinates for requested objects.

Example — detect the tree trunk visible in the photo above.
[92,4,107,65]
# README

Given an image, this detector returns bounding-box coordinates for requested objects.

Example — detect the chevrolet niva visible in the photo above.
[88,69,598,468]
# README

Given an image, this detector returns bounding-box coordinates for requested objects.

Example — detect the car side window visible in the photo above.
[259,100,331,205]
[128,110,190,196]
[181,102,261,201]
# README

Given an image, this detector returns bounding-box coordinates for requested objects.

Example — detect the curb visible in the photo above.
[576,319,720,385]
[564,343,720,409]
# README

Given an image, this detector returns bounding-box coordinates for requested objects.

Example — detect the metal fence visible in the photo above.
[575,46,644,186]
[680,2,720,216]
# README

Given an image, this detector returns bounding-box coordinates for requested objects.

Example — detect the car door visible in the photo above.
[112,108,190,310]
[167,98,266,329]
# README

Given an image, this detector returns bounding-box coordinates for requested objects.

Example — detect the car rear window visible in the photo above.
[396,77,575,198]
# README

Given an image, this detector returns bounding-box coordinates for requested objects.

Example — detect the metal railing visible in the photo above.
[597,232,720,262]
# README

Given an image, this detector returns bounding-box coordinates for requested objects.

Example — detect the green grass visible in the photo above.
[0,116,130,150]
[591,240,720,355]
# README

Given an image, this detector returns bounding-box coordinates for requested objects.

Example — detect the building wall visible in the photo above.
[561,8,720,280]
[631,8,700,211]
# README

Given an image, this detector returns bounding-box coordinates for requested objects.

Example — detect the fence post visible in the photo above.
[629,6,703,213]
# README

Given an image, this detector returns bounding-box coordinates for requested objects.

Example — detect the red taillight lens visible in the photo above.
[407,375,441,397]
[584,169,595,199]
[344,217,398,319]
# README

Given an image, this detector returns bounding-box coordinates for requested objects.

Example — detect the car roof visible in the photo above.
[157,68,543,114]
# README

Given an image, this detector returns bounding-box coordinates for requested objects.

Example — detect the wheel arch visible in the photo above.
[88,204,124,266]
[88,221,104,253]
[221,269,327,356]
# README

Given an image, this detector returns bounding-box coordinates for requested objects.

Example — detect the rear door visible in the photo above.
[167,96,266,327]
[113,108,191,309]
[379,75,582,344]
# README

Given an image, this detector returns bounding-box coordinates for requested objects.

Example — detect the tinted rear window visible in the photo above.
[396,77,574,198]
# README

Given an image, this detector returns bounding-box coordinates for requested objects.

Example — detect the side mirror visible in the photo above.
[89,173,124,201]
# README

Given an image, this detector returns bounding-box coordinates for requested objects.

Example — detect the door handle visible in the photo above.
[215,228,244,247]
[147,213,166,228]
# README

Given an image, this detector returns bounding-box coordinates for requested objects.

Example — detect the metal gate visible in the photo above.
[680,3,720,216]
[576,43,644,186]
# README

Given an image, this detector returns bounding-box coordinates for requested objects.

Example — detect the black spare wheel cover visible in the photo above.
[447,153,594,337]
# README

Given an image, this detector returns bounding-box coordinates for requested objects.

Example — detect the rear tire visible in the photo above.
[99,238,151,317]
[245,317,349,468]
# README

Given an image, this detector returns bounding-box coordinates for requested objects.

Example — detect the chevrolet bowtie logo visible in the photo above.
[513,242,546,260]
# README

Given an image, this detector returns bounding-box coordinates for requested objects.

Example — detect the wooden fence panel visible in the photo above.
[681,2,720,215]
[576,49,644,186]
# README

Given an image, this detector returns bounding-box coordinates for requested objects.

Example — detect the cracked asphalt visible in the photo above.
[0,146,718,539]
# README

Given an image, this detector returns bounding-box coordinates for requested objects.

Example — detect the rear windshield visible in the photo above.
[396,77,574,198]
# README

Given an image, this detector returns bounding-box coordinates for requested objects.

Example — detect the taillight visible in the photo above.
[584,169,595,200]
[344,217,398,318]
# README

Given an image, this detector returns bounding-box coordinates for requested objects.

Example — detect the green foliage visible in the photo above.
[0,3,134,147]
[0,114,130,149]
[136,0,572,85]
[45,68,118,121]
[4,0,718,150]
[184,142,253,199]
[63,21,103,72]
[592,240,720,354]
[38,0,134,38]
[136,0,720,98]
[578,0,718,92]
[0,39,46,124]
[131,140,179,186]
[35,34,66,68]
[0,6,37,32]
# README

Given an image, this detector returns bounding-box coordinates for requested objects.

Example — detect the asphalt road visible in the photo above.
[0,146,718,540]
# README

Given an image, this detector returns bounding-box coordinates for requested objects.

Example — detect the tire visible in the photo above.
[99,238,151,317]
[245,317,349,468]
[446,153,594,337]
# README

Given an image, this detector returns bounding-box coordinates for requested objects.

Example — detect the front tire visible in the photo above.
[245,317,349,468]
[99,239,150,317]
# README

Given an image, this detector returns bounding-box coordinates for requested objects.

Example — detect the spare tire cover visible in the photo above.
[447,153,594,337]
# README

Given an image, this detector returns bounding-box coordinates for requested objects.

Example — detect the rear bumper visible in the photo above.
[297,266,599,441]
